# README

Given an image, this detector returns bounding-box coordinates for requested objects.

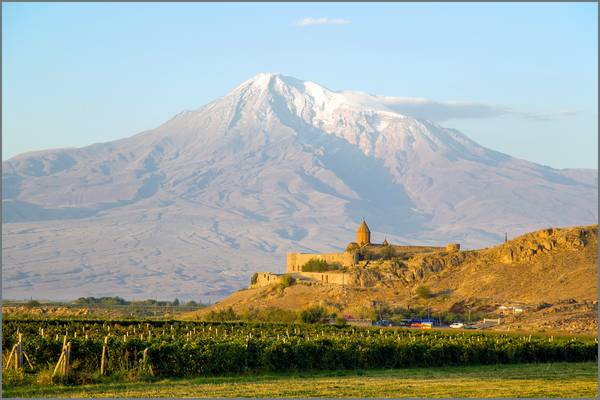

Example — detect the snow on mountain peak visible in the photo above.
[240,72,282,88]
[232,73,403,117]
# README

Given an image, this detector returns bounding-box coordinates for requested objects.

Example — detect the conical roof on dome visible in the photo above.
[357,219,370,233]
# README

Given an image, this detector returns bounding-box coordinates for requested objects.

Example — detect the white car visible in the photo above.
[449,322,464,329]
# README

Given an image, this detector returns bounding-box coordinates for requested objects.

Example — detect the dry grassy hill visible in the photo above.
[184,225,598,334]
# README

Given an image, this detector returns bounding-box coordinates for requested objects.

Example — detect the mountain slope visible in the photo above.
[2,73,597,301]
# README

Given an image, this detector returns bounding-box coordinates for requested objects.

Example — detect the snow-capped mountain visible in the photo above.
[2,73,597,301]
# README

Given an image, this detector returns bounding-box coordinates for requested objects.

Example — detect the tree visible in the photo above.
[298,305,326,323]
[172,298,180,307]
[26,300,40,307]
[416,285,433,299]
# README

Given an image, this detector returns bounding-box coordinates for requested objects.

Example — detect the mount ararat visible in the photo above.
[2,73,597,301]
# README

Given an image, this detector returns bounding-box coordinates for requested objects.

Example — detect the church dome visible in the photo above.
[356,219,371,246]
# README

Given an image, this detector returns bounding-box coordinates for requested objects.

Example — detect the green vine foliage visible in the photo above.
[2,319,597,378]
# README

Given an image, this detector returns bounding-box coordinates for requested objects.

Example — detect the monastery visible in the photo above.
[252,219,461,287]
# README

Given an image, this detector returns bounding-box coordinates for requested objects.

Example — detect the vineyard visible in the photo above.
[2,319,597,381]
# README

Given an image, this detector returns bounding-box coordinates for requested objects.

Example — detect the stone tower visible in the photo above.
[356,219,371,246]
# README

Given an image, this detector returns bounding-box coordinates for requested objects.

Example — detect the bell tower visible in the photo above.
[356,218,371,246]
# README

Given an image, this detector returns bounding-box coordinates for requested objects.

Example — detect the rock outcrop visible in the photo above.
[490,226,596,264]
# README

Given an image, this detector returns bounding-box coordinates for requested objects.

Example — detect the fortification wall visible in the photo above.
[297,271,356,285]
[388,245,445,253]
[251,272,284,288]
[354,244,446,261]
[286,252,356,272]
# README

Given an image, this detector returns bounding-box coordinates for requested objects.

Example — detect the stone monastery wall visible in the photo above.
[251,270,356,287]
[390,245,445,253]
[252,272,284,288]
[298,271,356,285]
[286,252,357,273]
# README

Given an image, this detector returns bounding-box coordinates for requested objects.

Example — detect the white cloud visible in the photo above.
[296,17,351,27]
[372,96,506,122]
[516,109,579,121]
[372,96,576,122]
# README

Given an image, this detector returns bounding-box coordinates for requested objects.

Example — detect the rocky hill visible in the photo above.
[186,225,598,334]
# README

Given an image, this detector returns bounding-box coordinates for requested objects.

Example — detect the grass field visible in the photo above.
[3,362,597,398]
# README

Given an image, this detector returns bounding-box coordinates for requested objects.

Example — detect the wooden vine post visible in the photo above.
[140,347,153,376]
[53,336,71,378]
[5,333,24,370]
[100,336,109,375]
[66,341,71,375]
[16,333,23,369]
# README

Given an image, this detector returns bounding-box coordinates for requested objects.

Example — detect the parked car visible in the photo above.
[373,319,392,327]
[449,322,464,329]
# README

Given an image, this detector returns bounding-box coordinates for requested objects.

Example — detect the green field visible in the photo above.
[3,362,597,398]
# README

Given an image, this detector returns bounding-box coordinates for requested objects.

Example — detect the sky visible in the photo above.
[2,2,598,169]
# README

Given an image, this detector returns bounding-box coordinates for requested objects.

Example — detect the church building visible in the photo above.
[284,218,459,274]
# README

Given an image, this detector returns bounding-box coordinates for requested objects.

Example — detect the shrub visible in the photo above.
[35,368,56,385]
[301,259,340,272]
[416,286,433,299]
[345,243,359,252]
[3,368,27,385]
[299,306,327,323]
[280,275,295,289]
[204,307,238,322]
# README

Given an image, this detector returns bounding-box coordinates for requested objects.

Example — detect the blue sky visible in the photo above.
[3,2,597,168]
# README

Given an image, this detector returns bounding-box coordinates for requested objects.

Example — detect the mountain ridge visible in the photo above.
[2,73,597,301]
